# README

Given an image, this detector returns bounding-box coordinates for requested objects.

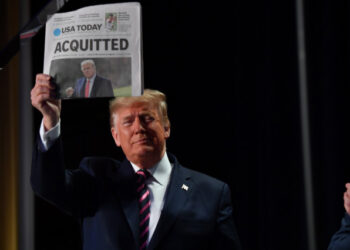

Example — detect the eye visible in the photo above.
[143,115,154,123]
[122,119,133,126]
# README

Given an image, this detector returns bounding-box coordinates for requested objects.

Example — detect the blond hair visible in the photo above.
[80,59,95,69]
[109,89,170,128]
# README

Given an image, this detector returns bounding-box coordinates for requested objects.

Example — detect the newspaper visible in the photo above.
[43,2,142,99]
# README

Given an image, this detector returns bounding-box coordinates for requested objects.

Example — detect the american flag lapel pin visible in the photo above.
[181,184,189,191]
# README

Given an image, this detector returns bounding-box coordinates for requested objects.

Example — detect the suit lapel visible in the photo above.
[148,159,192,250]
[79,78,86,97]
[111,160,140,248]
[90,76,97,97]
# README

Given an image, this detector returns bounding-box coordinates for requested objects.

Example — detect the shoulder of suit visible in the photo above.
[79,156,121,177]
[95,75,111,83]
[168,152,227,188]
[77,77,84,83]
[177,163,228,190]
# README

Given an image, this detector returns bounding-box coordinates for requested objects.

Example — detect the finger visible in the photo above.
[344,193,350,206]
[31,88,57,107]
[32,79,58,97]
[345,194,350,214]
[36,73,51,81]
[31,86,52,100]
[345,192,350,202]
[32,92,51,107]
[346,183,350,195]
[35,74,56,89]
[35,74,51,85]
[344,193,349,205]
[35,80,56,90]
[31,86,47,102]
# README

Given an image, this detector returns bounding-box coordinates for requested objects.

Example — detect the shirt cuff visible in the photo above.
[39,119,61,151]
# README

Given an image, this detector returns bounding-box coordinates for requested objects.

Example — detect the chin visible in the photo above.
[137,148,155,157]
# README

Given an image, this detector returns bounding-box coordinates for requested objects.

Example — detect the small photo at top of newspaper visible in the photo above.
[43,2,143,99]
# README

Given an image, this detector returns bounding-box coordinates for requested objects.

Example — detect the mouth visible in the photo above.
[133,138,150,144]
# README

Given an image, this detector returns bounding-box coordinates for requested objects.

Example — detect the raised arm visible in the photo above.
[30,74,96,217]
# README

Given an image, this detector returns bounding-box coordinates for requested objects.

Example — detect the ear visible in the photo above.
[111,127,121,147]
[164,125,170,139]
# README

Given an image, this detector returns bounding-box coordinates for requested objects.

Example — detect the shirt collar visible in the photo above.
[130,152,172,186]
[87,74,96,82]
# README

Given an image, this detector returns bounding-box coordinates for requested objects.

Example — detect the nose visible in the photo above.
[133,117,146,133]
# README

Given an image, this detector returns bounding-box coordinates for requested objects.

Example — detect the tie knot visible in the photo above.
[136,169,149,183]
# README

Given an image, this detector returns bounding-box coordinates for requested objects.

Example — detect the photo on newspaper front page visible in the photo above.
[43,2,142,99]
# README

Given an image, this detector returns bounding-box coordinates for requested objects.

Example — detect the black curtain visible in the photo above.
[305,0,350,248]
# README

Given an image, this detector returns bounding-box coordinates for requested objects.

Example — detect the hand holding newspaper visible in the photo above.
[43,2,143,99]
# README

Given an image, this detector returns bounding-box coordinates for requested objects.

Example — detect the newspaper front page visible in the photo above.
[43,2,142,99]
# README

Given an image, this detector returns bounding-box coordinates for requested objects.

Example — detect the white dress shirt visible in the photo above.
[130,154,172,243]
[39,120,61,151]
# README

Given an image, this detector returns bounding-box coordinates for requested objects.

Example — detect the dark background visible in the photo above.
[24,0,350,249]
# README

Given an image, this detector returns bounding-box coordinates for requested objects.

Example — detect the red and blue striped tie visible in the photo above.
[136,169,151,250]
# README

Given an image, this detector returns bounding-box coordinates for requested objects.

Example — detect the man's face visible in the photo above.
[81,63,96,79]
[111,102,170,168]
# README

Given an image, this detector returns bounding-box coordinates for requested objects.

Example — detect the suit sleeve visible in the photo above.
[101,78,114,97]
[72,79,81,98]
[31,136,97,217]
[328,213,350,250]
[91,76,114,97]
[212,183,242,250]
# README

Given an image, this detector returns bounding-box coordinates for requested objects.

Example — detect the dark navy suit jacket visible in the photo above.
[73,75,114,98]
[328,213,350,250]
[31,137,241,250]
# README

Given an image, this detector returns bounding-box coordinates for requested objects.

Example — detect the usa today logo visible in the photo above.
[53,28,61,36]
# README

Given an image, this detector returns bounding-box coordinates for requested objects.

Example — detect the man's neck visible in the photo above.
[130,150,166,170]
[87,74,96,81]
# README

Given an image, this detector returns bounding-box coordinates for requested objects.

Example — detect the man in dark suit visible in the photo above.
[328,183,350,249]
[30,73,241,250]
[65,59,114,98]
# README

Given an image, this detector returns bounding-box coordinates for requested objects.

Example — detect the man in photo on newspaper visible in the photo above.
[30,73,242,250]
[65,59,114,98]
